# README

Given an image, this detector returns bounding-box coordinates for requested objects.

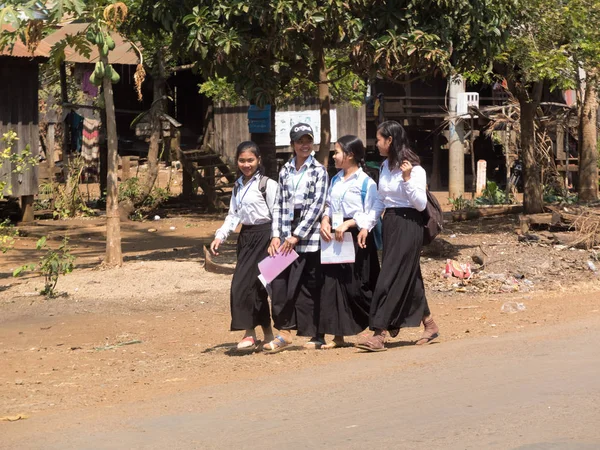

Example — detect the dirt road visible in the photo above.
[2,210,600,449]
[2,312,599,450]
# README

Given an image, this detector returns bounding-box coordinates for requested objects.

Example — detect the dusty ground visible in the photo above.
[1,201,600,425]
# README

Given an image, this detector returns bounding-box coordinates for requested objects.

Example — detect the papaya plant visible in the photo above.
[13,236,76,298]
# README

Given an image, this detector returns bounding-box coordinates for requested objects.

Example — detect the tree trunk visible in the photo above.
[101,54,122,266]
[99,107,108,196]
[578,75,598,202]
[140,52,166,202]
[517,86,544,214]
[313,27,331,168]
[251,105,278,179]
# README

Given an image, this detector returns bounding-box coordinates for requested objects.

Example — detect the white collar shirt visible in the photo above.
[324,168,378,230]
[214,173,278,241]
[374,160,427,212]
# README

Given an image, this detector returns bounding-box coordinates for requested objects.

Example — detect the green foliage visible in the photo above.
[0,131,39,197]
[200,68,367,108]
[46,156,95,219]
[175,0,519,114]
[13,236,76,298]
[118,176,142,203]
[543,186,578,205]
[497,0,600,92]
[448,195,474,211]
[0,219,18,253]
[475,181,514,205]
[199,77,243,105]
[118,177,170,219]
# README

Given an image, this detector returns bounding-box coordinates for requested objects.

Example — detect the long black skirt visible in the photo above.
[319,227,380,336]
[369,208,430,331]
[230,222,272,331]
[270,251,321,337]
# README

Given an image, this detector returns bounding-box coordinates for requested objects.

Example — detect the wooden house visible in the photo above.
[0,26,50,221]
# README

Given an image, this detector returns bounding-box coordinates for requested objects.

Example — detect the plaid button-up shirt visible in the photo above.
[272,156,328,253]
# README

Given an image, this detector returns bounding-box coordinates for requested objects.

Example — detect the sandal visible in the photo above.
[304,337,326,349]
[236,336,258,352]
[262,335,291,354]
[355,333,387,352]
[322,338,348,350]
[416,317,439,345]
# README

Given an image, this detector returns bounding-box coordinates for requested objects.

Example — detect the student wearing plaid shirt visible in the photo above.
[263,123,329,353]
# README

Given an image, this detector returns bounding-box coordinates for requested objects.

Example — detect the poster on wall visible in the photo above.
[275,109,337,146]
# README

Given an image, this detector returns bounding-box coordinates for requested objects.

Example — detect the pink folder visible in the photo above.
[258,250,299,283]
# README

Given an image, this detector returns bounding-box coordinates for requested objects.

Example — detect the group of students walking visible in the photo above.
[210,120,439,353]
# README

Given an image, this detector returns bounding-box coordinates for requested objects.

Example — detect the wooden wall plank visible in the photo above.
[0,59,39,197]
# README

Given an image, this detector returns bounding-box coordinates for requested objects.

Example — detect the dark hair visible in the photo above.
[235,141,264,175]
[377,120,420,169]
[336,135,366,169]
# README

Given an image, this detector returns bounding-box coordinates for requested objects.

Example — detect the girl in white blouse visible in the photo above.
[357,121,439,352]
[210,141,277,352]
[319,135,380,348]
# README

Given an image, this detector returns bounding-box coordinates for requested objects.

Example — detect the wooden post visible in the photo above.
[20,195,34,223]
[476,160,487,197]
[503,107,511,194]
[47,123,56,170]
[46,95,58,172]
[182,169,193,198]
[122,156,131,181]
[430,133,442,190]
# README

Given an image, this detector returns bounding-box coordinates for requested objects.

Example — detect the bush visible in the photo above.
[475,181,514,205]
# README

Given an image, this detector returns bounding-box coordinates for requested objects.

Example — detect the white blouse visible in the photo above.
[214,173,278,241]
[369,160,428,227]
[323,167,377,230]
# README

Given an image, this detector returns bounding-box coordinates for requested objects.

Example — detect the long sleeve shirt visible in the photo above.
[271,155,328,253]
[368,160,428,229]
[323,167,377,231]
[214,173,278,241]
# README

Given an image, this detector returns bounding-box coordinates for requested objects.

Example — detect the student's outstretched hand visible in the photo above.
[268,238,281,256]
[320,217,332,242]
[209,238,222,256]
[357,229,369,249]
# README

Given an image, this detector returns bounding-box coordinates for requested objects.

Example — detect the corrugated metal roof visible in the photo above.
[0,25,51,58]
[42,23,139,65]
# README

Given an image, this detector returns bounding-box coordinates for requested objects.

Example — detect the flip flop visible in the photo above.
[322,339,349,350]
[415,332,439,346]
[236,336,258,352]
[262,335,290,354]
[304,338,326,349]
[355,335,387,352]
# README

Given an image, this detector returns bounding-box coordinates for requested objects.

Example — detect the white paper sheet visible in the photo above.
[320,233,355,264]
[258,274,273,299]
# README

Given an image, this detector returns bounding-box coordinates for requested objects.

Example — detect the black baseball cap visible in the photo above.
[290,123,314,142]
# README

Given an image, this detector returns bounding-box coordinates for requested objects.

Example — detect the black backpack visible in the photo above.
[422,189,443,245]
